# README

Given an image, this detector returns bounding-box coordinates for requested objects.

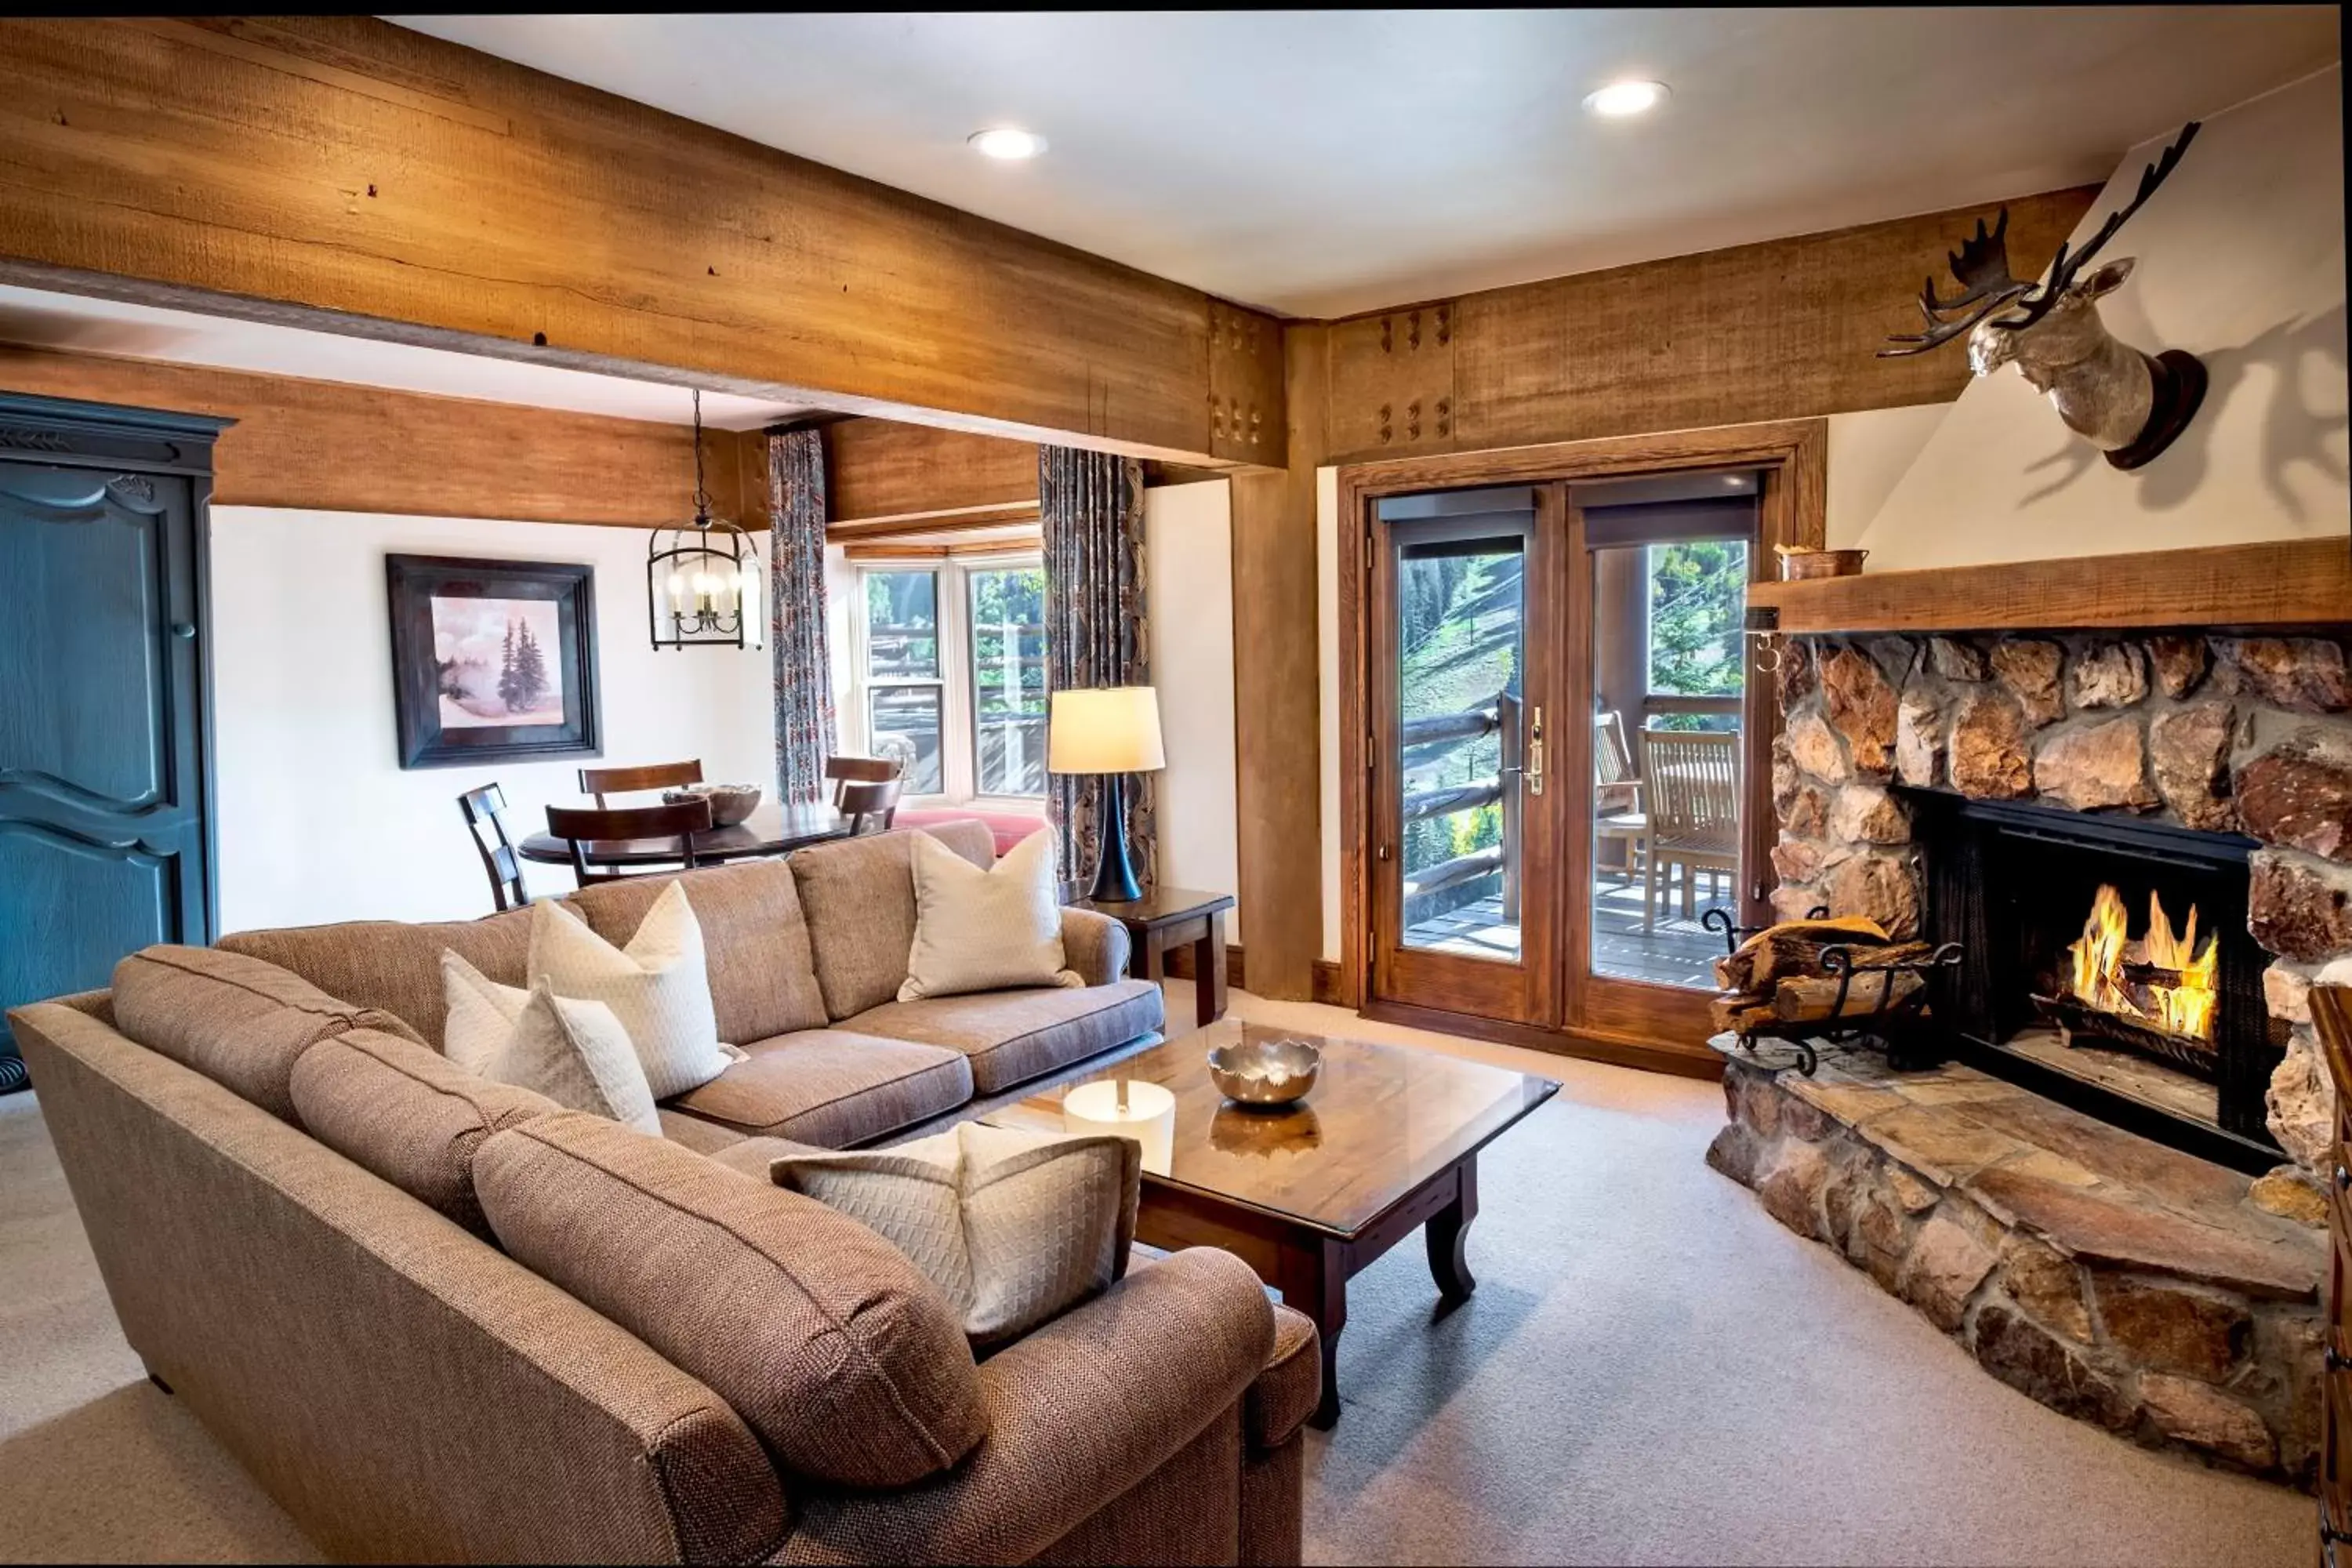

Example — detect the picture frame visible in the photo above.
[387,554,601,770]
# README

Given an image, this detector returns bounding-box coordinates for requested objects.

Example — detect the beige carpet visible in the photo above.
[0,988,2313,1566]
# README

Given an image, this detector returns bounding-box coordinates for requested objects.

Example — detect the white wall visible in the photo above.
[1826,405,1951,549]
[1860,66,2348,568]
[1144,481,1242,939]
[210,508,774,932]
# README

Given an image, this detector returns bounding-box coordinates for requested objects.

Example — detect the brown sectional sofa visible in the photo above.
[12,823,1318,1564]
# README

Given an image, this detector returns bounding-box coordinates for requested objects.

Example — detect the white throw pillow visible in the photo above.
[528,884,730,1100]
[439,953,660,1134]
[899,829,1079,1002]
[770,1121,1139,1349]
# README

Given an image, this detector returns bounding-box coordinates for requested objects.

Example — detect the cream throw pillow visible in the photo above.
[770,1121,1139,1349]
[440,953,660,1134]
[528,884,730,1099]
[899,829,1079,1002]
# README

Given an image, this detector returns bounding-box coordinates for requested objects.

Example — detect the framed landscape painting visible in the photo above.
[387,554,601,769]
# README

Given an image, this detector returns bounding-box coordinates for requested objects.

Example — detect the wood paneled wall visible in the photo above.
[0,16,1283,467]
[0,344,759,528]
[1312,186,2100,465]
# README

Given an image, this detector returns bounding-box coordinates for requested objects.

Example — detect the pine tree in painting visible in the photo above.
[496,620,520,713]
[510,621,550,714]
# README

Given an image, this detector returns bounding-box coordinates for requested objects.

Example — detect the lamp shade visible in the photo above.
[1048,686,1166,775]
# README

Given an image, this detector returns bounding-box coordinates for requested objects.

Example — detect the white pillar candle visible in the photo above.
[1062,1079,1176,1175]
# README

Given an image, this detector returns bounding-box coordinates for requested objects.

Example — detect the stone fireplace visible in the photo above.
[1709,620,2351,1483]
[1767,630,2352,1177]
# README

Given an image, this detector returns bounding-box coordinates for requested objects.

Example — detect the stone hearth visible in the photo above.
[1708,1038,2324,1483]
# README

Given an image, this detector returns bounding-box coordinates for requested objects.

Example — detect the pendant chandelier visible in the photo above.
[648,389,763,650]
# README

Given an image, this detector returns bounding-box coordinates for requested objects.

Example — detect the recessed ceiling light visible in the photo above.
[968,127,1047,161]
[1583,81,1669,118]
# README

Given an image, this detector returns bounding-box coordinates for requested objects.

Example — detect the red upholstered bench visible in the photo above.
[891,808,1051,858]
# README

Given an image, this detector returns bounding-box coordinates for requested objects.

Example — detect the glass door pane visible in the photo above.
[1588,536,1748,988]
[1395,533,1526,960]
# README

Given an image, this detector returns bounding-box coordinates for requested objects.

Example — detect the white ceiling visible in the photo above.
[391,9,2340,318]
[0,285,808,429]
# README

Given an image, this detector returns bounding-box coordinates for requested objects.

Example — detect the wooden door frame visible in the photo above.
[1336,419,1827,1075]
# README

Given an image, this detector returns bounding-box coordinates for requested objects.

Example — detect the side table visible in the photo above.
[1069,886,1237,1027]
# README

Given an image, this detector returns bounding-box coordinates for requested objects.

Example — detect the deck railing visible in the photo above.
[1399,689,1520,921]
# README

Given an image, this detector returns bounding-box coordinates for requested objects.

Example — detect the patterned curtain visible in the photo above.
[769,427,835,804]
[1040,445,1155,891]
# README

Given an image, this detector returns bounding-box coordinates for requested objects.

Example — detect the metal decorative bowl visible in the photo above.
[663,782,761,826]
[1206,1036,1321,1109]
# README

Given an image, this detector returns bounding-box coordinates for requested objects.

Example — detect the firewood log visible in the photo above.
[1718,916,1891,989]
[1709,993,1777,1034]
[1755,938,1933,987]
[1769,969,1924,1023]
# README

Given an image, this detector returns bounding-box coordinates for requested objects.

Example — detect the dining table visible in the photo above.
[517,799,855,871]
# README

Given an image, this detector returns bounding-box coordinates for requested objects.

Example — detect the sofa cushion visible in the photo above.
[111,946,426,1123]
[289,1027,557,1239]
[657,1106,750,1155]
[846,979,1165,1094]
[666,1029,973,1148]
[219,909,532,1049]
[789,823,996,1021]
[562,858,829,1045]
[474,1111,987,1488]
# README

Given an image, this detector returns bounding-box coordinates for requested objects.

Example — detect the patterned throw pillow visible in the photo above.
[440,952,660,1135]
[770,1121,1140,1350]
[898,829,1079,1002]
[528,884,730,1099]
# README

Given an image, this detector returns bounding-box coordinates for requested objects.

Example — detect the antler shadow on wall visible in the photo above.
[2020,299,2349,515]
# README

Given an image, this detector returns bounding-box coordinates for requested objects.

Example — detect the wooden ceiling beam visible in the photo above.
[1312,184,2102,465]
[0,16,1286,468]
[0,343,755,528]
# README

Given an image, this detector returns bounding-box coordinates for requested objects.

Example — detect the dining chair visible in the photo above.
[544,797,714,885]
[1592,711,1648,889]
[1639,728,1740,932]
[826,755,899,796]
[836,777,904,836]
[578,759,703,808]
[457,782,530,913]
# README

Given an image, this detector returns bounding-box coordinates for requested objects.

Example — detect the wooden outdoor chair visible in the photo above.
[1593,711,1648,888]
[544,797,714,885]
[579,759,702,807]
[1640,728,1740,932]
[458,782,530,913]
[825,756,903,831]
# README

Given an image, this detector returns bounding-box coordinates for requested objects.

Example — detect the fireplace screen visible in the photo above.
[1906,791,2281,1169]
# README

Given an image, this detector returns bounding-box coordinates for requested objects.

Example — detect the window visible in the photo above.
[852,557,1048,802]
[1643,539,1747,732]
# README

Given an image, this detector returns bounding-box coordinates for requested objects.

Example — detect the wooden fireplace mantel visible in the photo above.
[1747,537,2350,635]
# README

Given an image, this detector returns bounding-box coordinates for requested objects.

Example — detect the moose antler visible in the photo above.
[1878,210,2033,356]
[1879,121,2200,358]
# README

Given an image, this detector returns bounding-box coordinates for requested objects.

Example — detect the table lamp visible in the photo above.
[1047,684,1165,904]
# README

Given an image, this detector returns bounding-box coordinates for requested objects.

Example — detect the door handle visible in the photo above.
[1526,706,1544,797]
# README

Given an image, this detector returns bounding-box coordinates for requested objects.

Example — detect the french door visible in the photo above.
[1367,486,1560,1027]
[1355,434,1815,1065]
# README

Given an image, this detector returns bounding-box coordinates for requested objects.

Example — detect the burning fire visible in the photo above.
[2066,884,2219,1041]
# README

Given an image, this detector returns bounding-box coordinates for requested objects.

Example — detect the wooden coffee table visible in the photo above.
[985,1020,1558,1427]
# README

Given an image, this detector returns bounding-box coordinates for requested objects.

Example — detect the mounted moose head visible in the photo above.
[1881,122,2207,471]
